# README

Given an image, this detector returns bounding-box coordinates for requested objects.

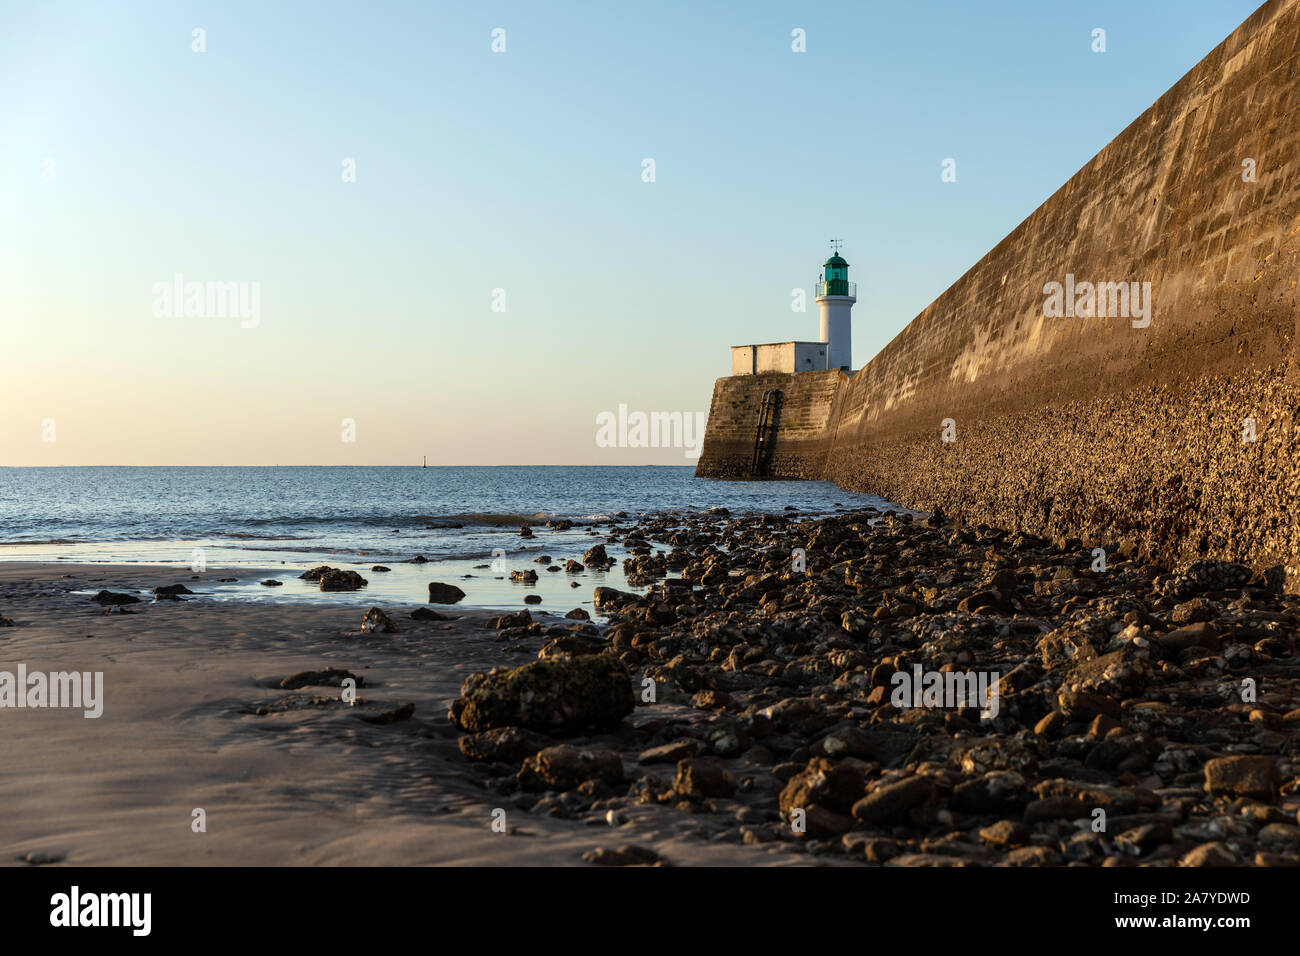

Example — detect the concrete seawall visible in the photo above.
[696,0,1300,574]
[697,370,844,480]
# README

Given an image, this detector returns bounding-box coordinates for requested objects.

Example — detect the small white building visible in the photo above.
[729,246,857,375]
[730,341,828,375]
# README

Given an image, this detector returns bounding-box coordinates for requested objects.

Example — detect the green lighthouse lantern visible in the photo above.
[821,253,850,296]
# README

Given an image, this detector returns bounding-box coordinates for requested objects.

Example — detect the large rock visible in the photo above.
[1179,842,1239,867]
[593,586,639,608]
[449,655,634,733]
[458,726,553,763]
[673,757,735,799]
[851,774,935,824]
[1156,621,1220,652]
[361,607,397,633]
[1204,756,1278,801]
[1057,691,1121,721]
[796,805,856,839]
[319,569,367,591]
[89,590,140,606]
[428,582,467,604]
[360,702,415,725]
[779,757,869,816]
[582,845,666,867]
[582,545,609,567]
[152,584,195,597]
[485,610,531,628]
[1006,846,1062,867]
[519,744,624,790]
[978,820,1030,848]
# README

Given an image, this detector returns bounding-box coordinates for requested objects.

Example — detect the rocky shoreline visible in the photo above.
[449,505,1300,866]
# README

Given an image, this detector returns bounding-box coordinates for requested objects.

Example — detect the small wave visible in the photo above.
[0,538,84,546]
[419,512,557,527]
[236,544,382,556]
[224,511,565,530]
[213,532,313,540]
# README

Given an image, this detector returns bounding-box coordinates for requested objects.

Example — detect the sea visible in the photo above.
[0,466,900,611]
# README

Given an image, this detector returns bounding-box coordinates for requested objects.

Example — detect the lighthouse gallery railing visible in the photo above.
[814,279,856,297]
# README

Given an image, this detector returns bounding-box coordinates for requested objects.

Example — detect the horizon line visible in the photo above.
[0,463,702,469]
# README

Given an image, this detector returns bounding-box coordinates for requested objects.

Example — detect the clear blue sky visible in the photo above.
[0,0,1262,464]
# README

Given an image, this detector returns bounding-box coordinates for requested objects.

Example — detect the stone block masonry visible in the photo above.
[696,370,844,480]
[696,0,1300,577]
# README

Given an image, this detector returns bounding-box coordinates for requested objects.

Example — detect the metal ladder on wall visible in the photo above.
[750,389,782,477]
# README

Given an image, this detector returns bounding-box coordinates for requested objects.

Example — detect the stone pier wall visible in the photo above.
[695,370,845,480]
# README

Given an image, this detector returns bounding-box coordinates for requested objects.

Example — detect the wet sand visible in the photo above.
[0,562,799,866]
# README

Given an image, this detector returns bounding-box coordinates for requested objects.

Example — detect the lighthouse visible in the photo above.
[816,245,856,372]
[725,243,855,376]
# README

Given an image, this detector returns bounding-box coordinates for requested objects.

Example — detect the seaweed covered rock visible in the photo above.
[449,654,634,733]
[319,569,367,591]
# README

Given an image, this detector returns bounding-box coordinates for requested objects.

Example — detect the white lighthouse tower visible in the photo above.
[816,242,856,371]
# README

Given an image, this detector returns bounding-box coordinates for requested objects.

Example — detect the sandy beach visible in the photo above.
[0,561,802,866]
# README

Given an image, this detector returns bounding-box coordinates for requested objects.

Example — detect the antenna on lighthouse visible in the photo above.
[830,239,843,255]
